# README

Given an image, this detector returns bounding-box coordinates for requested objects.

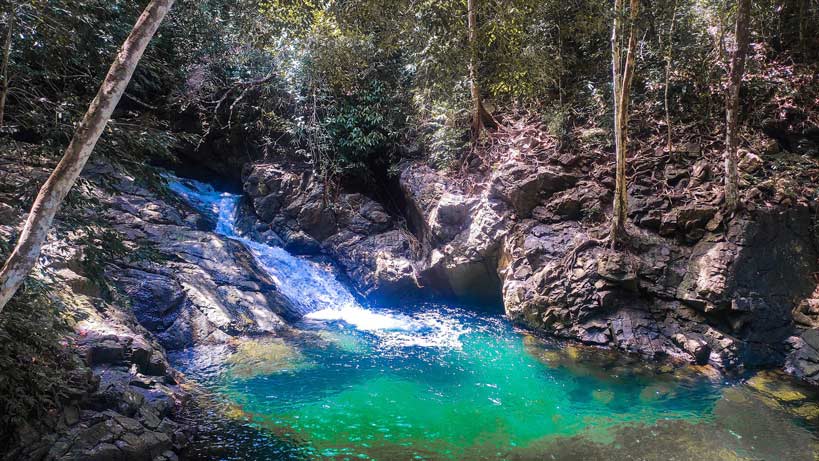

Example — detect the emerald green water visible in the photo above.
[174,304,819,461]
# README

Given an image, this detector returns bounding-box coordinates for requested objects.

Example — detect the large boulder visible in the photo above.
[399,162,513,304]
[242,161,420,299]
[489,159,578,217]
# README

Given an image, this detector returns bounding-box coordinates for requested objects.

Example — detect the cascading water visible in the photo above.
[166,176,467,348]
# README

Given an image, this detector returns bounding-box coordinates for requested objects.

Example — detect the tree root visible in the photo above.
[562,236,610,271]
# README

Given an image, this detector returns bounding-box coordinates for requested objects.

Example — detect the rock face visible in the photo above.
[240,138,819,383]
[0,243,188,461]
[0,150,298,460]
[397,145,819,377]
[241,161,421,298]
[399,161,516,304]
[91,162,296,351]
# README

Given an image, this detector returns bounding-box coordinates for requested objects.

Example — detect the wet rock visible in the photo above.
[242,160,422,298]
[672,333,711,365]
[114,269,184,332]
[786,329,819,383]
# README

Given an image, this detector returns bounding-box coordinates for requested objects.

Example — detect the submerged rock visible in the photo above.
[224,338,311,378]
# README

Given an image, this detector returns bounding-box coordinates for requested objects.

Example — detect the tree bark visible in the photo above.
[610,0,640,243]
[0,0,174,313]
[798,0,807,58]
[468,0,482,141]
[0,6,14,130]
[724,0,751,213]
[664,0,678,152]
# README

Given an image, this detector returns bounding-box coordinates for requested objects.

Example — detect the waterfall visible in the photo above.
[166,175,468,348]
[165,177,362,316]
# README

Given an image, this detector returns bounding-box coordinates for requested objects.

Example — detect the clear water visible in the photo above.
[166,176,819,461]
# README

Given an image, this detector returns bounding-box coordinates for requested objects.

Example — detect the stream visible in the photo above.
[166,177,819,460]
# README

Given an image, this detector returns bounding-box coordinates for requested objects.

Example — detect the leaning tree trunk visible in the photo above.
[0,7,14,130]
[610,0,640,243]
[0,0,174,313]
[724,0,751,213]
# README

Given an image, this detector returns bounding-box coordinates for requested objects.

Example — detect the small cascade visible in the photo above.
[165,175,469,348]
[166,177,360,316]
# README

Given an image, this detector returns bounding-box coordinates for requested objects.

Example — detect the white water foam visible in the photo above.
[165,175,468,348]
[306,306,469,349]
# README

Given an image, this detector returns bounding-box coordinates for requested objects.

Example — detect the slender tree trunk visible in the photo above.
[798,0,810,61]
[724,0,751,213]
[0,7,14,130]
[611,0,623,240]
[0,0,174,313]
[467,0,482,141]
[664,0,678,152]
[610,0,640,243]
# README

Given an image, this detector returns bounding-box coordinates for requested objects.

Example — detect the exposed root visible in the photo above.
[562,236,610,271]
[411,265,425,289]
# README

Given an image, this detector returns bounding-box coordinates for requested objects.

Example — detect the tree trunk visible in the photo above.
[467,0,485,141]
[724,0,751,213]
[798,0,807,58]
[0,0,174,314]
[0,7,14,130]
[664,0,678,152]
[610,0,640,243]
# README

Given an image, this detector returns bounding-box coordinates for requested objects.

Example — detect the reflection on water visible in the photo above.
[173,304,819,461]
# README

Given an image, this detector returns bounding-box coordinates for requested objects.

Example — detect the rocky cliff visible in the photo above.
[2,120,818,459]
[0,145,296,460]
[239,127,819,384]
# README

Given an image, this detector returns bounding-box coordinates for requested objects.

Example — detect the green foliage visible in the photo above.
[1,0,816,183]
[0,279,82,443]
[416,98,470,171]
[312,76,408,179]
[1,0,259,168]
